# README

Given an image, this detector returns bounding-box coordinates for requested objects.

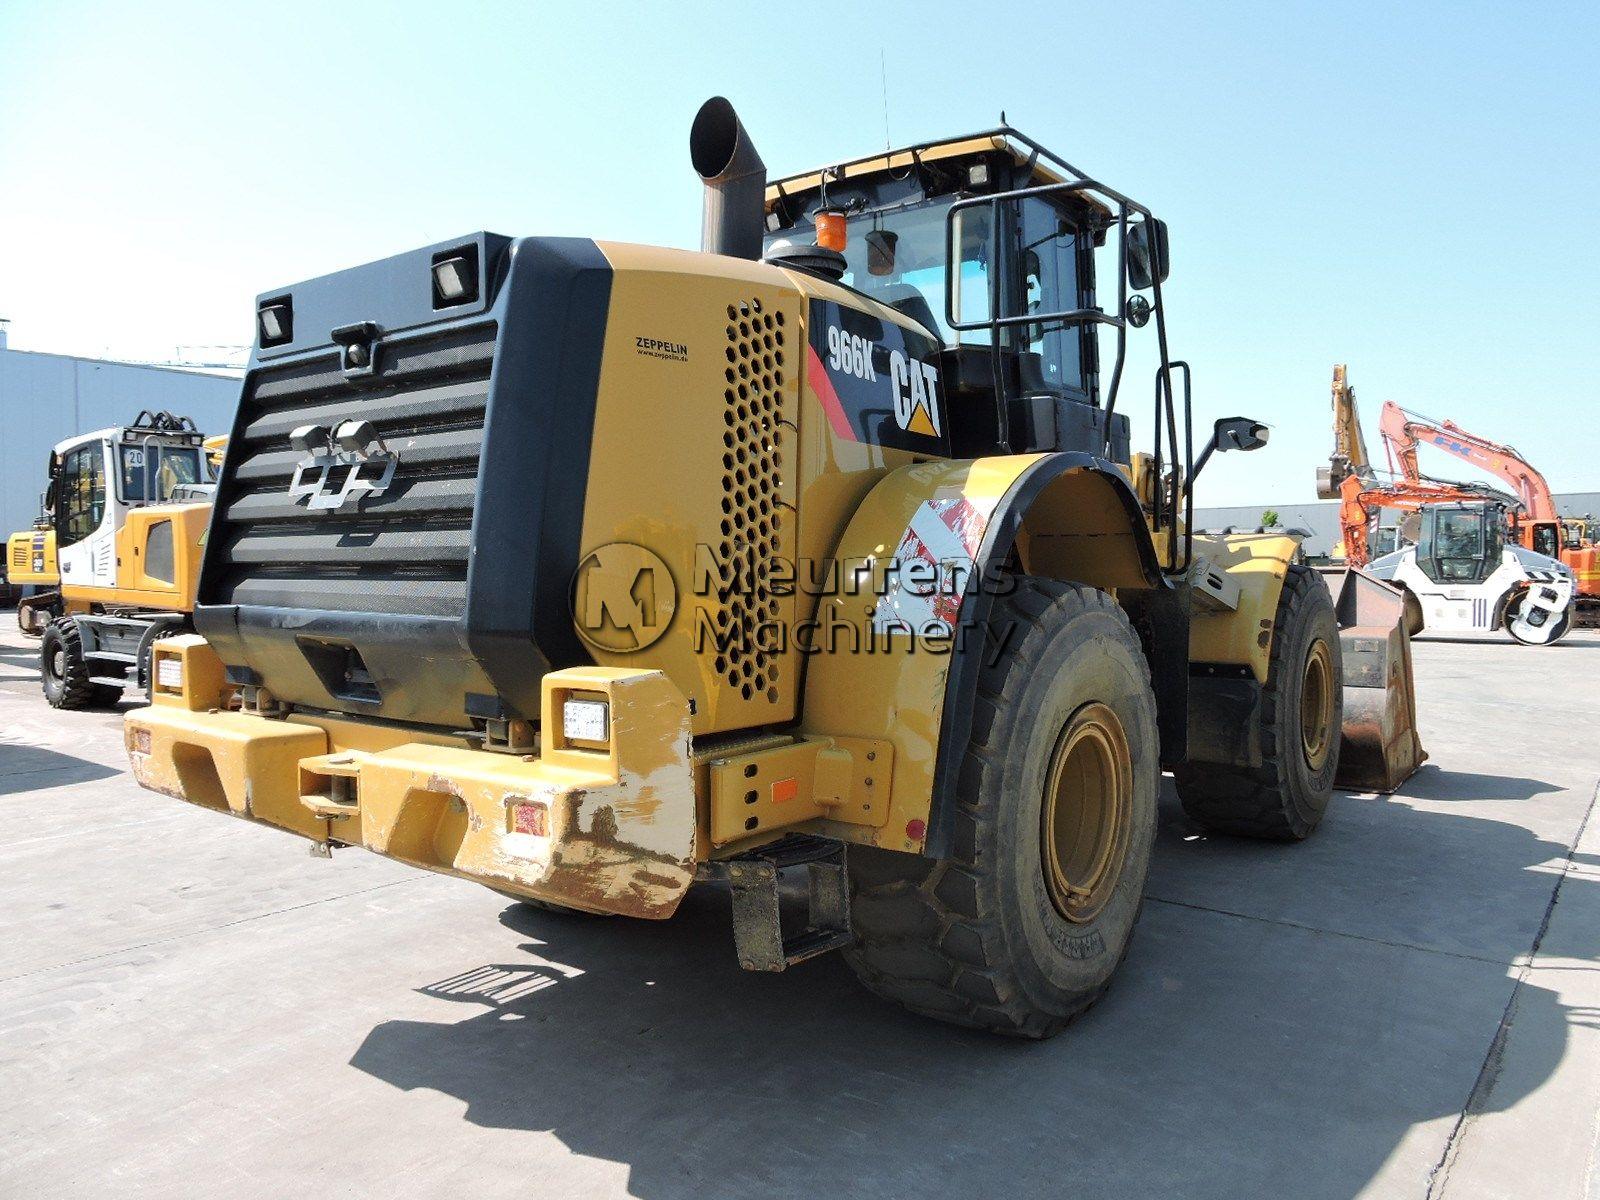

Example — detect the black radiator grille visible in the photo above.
[206,323,496,618]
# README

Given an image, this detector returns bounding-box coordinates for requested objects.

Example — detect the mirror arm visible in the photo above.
[1189,435,1221,485]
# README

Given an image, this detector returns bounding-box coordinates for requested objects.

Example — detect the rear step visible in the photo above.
[85,649,137,690]
[703,834,853,972]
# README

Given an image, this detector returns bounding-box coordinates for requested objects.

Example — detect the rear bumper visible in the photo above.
[125,637,697,918]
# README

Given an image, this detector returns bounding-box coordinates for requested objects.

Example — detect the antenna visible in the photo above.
[880,49,891,149]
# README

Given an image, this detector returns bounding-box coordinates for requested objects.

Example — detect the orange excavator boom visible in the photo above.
[1378,400,1557,522]
[1320,366,1496,568]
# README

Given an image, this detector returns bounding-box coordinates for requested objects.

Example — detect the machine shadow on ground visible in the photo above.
[1399,765,1564,803]
[348,790,1598,1200]
[0,639,41,672]
[0,745,121,796]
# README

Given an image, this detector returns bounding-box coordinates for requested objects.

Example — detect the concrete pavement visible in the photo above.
[1,620,1597,1199]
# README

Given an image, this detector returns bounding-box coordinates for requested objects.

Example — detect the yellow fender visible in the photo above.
[800,451,1166,858]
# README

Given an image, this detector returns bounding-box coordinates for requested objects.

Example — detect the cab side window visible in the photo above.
[57,446,106,548]
[1017,198,1088,396]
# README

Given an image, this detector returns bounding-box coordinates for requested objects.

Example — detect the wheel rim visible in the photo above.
[1041,702,1133,925]
[50,649,66,681]
[1300,638,1335,771]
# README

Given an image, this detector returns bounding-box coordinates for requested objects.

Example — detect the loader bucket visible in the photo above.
[1329,569,1427,792]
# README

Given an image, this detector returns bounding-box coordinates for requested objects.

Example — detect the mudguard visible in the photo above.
[799,452,1167,858]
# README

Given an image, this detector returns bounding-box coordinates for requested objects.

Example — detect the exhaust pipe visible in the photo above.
[691,96,766,261]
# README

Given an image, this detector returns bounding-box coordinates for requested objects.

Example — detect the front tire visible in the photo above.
[40,618,122,710]
[1174,564,1341,840]
[844,579,1159,1038]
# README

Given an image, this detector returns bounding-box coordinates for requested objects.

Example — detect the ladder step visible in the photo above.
[780,926,855,965]
[709,835,853,972]
[86,650,139,664]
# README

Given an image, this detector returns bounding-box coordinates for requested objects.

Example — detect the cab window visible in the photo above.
[1016,197,1088,396]
[1532,522,1559,559]
[766,199,993,346]
[120,444,202,503]
[1421,507,1494,583]
[57,445,106,548]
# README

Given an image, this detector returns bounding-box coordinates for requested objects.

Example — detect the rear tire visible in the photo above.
[1174,564,1340,840]
[843,578,1159,1038]
[40,618,122,710]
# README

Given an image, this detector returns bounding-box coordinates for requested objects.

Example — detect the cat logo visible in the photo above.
[888,350,942,437]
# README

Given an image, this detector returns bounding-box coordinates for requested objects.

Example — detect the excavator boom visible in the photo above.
[1378,400,1557,521]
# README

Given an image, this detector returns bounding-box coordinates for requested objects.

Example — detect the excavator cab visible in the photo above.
[1527,519,1562,560]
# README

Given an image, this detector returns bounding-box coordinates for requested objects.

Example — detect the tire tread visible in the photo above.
[845,579,1148,1038]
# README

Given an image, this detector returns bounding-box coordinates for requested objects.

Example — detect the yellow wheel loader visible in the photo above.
[5,412,219,708]
[125,99,1420,1036]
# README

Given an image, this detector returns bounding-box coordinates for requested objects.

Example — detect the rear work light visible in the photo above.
[257,297,293,346]
[431,247,479,307]
[562,698,609,744]
[156,656,184,692]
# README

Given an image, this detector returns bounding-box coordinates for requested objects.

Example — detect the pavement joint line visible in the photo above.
[0,876,428,986]
[0,760,122,782]
[1142,894,1518,967]
[1425,776,1600,1199]
[0,812,190,854]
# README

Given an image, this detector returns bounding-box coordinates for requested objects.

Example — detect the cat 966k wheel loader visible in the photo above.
[125,98,1421,1036]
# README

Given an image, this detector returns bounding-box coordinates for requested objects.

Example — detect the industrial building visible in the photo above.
[0,324,242,549]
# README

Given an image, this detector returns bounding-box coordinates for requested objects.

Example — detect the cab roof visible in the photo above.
[764,127,1122,225]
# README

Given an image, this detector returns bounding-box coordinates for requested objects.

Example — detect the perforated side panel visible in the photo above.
[716,298,787,703]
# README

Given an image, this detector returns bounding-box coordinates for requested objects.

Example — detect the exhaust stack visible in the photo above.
[691,97,766,261]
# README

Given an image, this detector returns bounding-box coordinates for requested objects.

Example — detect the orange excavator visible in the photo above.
[1317,366,1508,567]
[1378,400,1600,618]
[1319,366,1578,645]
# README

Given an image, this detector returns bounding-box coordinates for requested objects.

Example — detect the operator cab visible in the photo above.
[44,411,212,558]
[763,130,1169,464]
[1415,501,1505,585]
[1526,518,1561,560]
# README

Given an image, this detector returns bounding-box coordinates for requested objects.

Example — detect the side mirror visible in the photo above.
[43,481,56,515]
[1127,217,1170,290]
[1190,416,1270,487]
[1214,416,1269,453]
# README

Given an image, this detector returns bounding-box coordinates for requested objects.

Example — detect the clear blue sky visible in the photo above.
[2,1,1595,506]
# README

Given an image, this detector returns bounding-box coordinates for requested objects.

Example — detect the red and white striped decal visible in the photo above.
[872,497,989,635]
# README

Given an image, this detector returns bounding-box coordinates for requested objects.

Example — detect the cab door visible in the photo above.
[55,441,117,590]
